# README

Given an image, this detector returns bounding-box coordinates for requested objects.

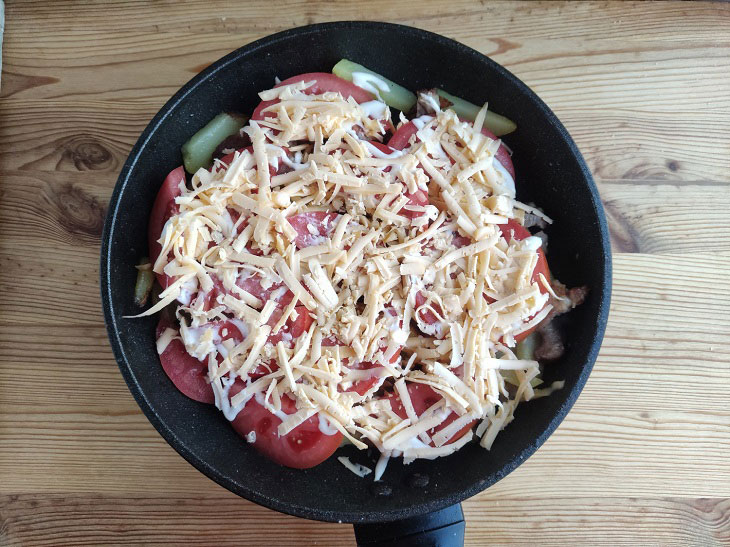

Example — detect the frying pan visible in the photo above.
[101,22,611,545]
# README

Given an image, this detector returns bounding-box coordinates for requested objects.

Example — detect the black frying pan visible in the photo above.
[101,22,611,545]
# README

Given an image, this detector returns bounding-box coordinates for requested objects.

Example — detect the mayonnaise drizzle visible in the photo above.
[214,374,247,421]
[351,72,391,99]
[318,413,339,436]
[363,141,405,159]
[359,100,390,120]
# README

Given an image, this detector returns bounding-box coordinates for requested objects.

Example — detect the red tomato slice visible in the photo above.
[452,232,472,248]
[266,305,313,345]
[386,121,418,150]
[388,120,515,179]
[215,146,290,178]
[413,229,472,336]
[383,383,476,446]
[414,223,549,342]
[343,360,382,396]
[287,211,340,249]
[156,317,341,468]
[365,141,429,219]
[499,220,551,342]
[155,317,214,404]
[156,302,312,401]
[229,386,343,469]
[414,290,444,336]
[251,73,375,122]
[235,272,294,308]
[342,344,403,396]
[148,166,184,289]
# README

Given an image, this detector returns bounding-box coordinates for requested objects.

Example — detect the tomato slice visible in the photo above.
[499,220,550,342]
[383,383,476,446]
[452,232,472,249]
[386,121,418,150]
[344,360,382,396]
[266,305,313,345]
[363,141,429,219]
[286,211,340,249]
[158,310,340,468]
[148,166,184,289]
[414,290,446,339]
[215,145,292,178]
[246,307,312,378]
[388,120,515,179]
[155,317,214,404]
[156,300,314,402]
[341,343,403,396]
[233,272,294,309]
[229,385,343,469]
[251,73,375,122]
[414,223,549,342]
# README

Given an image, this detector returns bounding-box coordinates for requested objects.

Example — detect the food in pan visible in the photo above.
[132,60,586,476]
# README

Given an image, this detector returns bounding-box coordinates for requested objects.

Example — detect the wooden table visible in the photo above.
[1,1,729,545]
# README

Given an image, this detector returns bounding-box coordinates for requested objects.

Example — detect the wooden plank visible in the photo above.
[5,0,729,42]
[464,497,730,546]
[0,173,109,326]
[0,494,355,547]
[3,34,729,114]
[567,111,730,183]
[0,102,154,171]
[600,180,730,254]
[0,494,727,546]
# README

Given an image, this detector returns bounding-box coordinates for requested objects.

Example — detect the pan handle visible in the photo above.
[353,503,465,546]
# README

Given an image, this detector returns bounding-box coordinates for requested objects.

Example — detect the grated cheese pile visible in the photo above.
[143,79,564,476]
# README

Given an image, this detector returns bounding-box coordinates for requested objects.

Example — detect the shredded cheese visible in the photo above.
[143,82,565,479]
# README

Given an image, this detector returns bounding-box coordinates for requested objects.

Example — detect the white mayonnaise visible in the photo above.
[359,100,390,120]
[491,158,516,197]
[318,413,339,436]
[279,152,309,171]
[180,323,221,360]
[213,374,247,421]
[523,236,543,252]
[420,93,441,114]
[351,72,391,99]
[363,141,405,159]
[176,277,199,306]
[411,115,434,130]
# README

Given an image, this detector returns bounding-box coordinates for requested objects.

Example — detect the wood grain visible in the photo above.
[1,494,728,547]
[1,1,729,545]
[5,0,730,42]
